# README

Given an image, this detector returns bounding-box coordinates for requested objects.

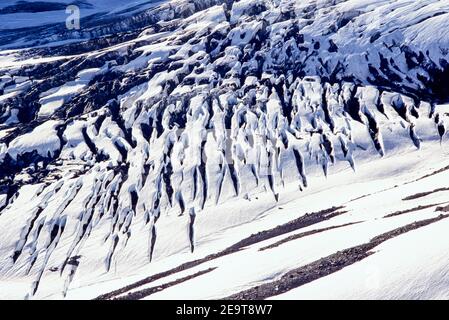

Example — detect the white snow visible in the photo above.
[1,0,449,301]
[7,120,62,160]
[38,63,110,117]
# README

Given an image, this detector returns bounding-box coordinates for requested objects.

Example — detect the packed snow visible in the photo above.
[1,0,449,300]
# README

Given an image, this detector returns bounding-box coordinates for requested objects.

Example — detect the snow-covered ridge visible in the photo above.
[0,0,449,299]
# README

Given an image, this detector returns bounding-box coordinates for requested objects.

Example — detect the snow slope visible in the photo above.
[1,0,449,300]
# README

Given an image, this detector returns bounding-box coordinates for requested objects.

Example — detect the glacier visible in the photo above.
[0,0,449,300]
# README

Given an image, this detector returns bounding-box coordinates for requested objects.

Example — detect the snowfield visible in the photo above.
[1,0,449,300]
